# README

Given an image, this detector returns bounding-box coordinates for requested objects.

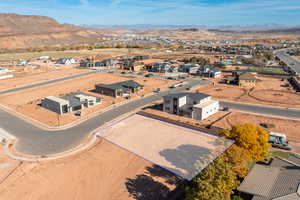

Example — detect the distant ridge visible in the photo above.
[0,13,103,49]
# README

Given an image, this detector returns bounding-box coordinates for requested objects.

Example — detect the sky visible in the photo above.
[0,0,300,26]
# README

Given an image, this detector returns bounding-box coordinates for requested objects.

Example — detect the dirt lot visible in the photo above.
[0,73,177,126]
[197,75,300,108]
[0,140,180,200]
[0,66,92,91]
[214,112,300,151]
[142,108,300,153]
[99,114,233,180]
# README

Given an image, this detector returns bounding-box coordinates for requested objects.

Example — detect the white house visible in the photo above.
[56,58,77,65]
[163,93,219,120]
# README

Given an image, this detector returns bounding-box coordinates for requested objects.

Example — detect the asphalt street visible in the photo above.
[220,101,300,119]
[0,71,97,95]
[0,71,299,155]
[275,49,300,75]
[0,78,209,155]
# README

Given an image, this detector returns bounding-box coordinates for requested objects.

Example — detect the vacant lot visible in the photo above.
[0,66,92,91]
[0,48,162,61]
[99,114,233,180]
[197,75,300,108]
[0,73,177,126]
[0,140,180,200]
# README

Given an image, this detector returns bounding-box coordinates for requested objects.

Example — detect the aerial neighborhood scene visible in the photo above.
[0,0,300,200]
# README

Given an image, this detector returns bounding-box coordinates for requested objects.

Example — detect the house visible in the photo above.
[95,80,144,97]
[213,60,232,68]
[289,76,300,92]
[95,59,118,68]
[150,62,172,73]
[178,64,200,74]
[56,58,77,65]
[41,93,101,115]
[198,65,221,78]
[163,93,219,120]
[122,62,144,72]
[16,60,29,66]
[133,55,150,61]
[80,60,95,68]
[238,72,259,87]
[237,155,300,200]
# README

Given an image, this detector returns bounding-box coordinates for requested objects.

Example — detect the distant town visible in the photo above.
[0,13,299,200]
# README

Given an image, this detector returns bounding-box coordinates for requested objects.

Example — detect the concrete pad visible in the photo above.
[97,114,233,180]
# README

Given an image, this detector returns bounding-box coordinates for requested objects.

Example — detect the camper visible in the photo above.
[269,132,292,150]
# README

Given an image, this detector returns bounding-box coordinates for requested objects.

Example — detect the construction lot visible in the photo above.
[198,75,300,108]
[98,114,233,180]
[142,107,300,154]
[0,140,181,200]
[0,73,177,126]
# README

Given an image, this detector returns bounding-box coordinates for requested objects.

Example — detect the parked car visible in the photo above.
[269,132,292,150]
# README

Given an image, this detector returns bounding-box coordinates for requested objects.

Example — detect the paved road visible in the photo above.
[0,78,209,155]
[0,71,299,155]
[0,71,97,95]
[220,101,300,119]
[275,49,300,75]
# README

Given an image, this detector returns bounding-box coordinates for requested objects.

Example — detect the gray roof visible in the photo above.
[164,93,210,101]
[61,95,83,107]
[96,80,143,91]
[238,156,300,200]
[61,92,99,107]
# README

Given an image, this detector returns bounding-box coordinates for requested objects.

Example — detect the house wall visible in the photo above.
[95,86,118,97]
[163,96,187,114]
[41,98,69,114]
[289,76,300,92]
[192,100,219,120]
[239,80,256,87]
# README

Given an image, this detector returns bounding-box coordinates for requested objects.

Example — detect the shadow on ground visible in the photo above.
[125,165,182,200]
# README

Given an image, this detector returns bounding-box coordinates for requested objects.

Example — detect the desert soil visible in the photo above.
[213,111,300,152]
[197,75,300,108]
[0,66,92,91]
[0,140,180,200]
[0,73,177,126]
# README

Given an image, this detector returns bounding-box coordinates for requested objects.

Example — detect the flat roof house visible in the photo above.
[198,65,222,78]
[178,64,200,74]
[41,93,101,115]
[163,93,219,120]
[95,80,144,98]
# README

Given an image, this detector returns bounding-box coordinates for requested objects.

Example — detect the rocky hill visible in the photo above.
[0,14,103,49]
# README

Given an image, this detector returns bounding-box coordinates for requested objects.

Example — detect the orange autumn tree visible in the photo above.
[221,123,271,162]
[186,124,271,200]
